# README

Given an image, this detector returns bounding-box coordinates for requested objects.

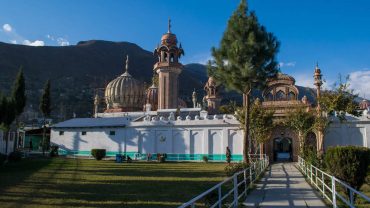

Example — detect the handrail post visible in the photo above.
[310,165,313,184]
[322,173,325,197]
[332,176,337,208]
[244,169,247,196]
[315,168,318,185]
[218,186,222,208]
[233,174,238,207]
[249,165,252,184]
[349,189,354,205]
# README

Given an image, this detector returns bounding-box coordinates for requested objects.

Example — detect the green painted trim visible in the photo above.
[58,149,243,162]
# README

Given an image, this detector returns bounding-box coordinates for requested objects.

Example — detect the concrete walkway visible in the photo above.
[244,163,327,208]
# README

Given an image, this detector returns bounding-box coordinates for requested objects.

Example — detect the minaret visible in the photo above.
[313,63,323,113]
[204,77,221,114]
[192,89,197,108]
[313,63,324,155]
[153,19,184,109]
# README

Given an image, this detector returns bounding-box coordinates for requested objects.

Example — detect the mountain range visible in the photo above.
[0,40,333,123]
[0,40,217,122]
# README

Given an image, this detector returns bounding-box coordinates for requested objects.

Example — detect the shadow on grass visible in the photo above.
[0,158,226,208]
[0,158,54,193]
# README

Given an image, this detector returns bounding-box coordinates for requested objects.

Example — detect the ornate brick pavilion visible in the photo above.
[261,67,323,162]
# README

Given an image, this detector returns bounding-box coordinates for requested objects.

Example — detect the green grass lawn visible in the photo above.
[0,158,227,208]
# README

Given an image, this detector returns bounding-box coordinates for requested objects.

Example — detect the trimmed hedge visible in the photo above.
[324,146,370,191]
[91,149,106,160]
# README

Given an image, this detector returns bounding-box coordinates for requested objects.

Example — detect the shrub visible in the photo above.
[224,162,249,177]
[91,149,106,160]
[325,146,370,192]
[0,153,7,165]
[50,145,59,157]
[302,146,321,167]
[8,151,22,162]
[202,155,209,163]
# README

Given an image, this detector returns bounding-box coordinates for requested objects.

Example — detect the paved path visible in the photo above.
[244,163,327,208]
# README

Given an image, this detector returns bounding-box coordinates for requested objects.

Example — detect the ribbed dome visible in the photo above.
[105,56,145,112]
[161,32,178,46]
[146,84,158,111]
[277,73,295,83]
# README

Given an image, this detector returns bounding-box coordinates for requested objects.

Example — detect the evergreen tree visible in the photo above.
[0,95,16,153]
[11,68,26,150]
[40,80,51,155]
[208,0,279,162]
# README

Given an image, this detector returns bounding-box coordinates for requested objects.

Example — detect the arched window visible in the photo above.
[288,91,296,100]
[276,90,286,101]
[170,53,175,62]
[265,92,273,101]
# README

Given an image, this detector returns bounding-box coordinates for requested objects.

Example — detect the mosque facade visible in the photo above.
[51,22,370,162]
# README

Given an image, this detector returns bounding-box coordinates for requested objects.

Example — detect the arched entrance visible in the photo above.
[273,137,292,162]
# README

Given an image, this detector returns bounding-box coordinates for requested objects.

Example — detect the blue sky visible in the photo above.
[1,0,370,98]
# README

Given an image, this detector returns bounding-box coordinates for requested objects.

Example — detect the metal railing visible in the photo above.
[179,154,269,208]
[297,156,370,208]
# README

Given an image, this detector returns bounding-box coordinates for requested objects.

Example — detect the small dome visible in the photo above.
[105,56,145,112]
[359,99,370,110]
[146,84,158,111]
[161,32,178,46]
[277,73,295,82]
[207,76,216,86]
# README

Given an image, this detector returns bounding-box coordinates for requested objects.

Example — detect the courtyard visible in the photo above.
[0,158,227,208]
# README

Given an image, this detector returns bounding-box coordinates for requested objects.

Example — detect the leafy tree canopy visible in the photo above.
[236,99,275,144]
[319,75,361,122]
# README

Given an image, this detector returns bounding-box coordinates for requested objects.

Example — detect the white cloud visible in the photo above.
[279,61,296,68]
[348,70,370,98]
[57,37,69,46]
[46,34,55,41]
[23,39,45,46]
[10,40,17,44]
[2,23,12,32]
[292,73,314,88]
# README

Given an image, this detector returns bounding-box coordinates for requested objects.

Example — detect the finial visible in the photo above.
[315,62,319,69]
[168,17,171,33]
[125,55,129,73]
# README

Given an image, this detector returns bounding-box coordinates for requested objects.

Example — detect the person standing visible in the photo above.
[29,140,33,152]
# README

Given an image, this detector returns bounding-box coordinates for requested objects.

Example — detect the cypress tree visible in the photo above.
[11,68,26,150]
[40,80,51,155]
[209,0,279,162]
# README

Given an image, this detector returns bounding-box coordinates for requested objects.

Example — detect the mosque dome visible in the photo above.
[146,84,158,111]
[105,56,145,112]
[277,73,295,83]
[359,99,370,110]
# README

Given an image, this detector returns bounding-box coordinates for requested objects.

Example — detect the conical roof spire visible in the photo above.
[122,55,131,76]
[168,17,171,33]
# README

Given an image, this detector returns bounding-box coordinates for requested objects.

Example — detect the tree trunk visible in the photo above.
[13,118,19,152]
[243,92,250,163]
[42,118,46,155]
[4,130,9,154]
[260,143,264,159]
[316,129,324,158]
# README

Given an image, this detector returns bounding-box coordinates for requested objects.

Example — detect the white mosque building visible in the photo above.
[50,22,370,162]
